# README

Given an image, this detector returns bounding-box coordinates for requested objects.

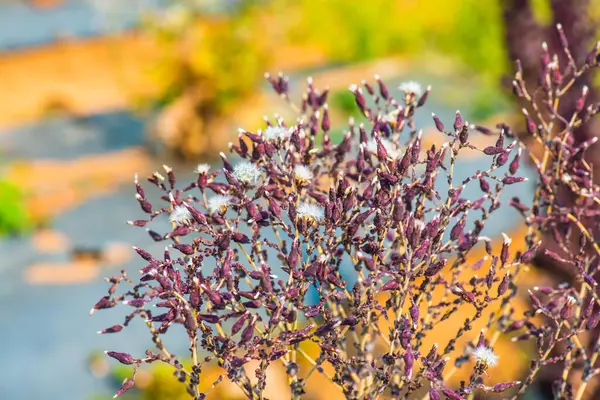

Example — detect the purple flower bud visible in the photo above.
[239,318,256,345]
[491,381,521,392]
[525,112,536,135]
[450,218,465,241]
[587,310,600,330]
[429,388,441,400]
[231,232,250,244]
[183,203,207,225]
[404,348,414,379]
[432,113,445,132]
[133,246,153,262]
[232,313,250,335]
[375,134,388,160]
[198,314,220,324]
[556,23,569,50]
[584,299,595,318]
[287,238,300,270]
[454,111,463,131]
[105,351,136,365]
[380,280,399,291]
[496,150,510,167]
[113,378,136,398]
[483,146,504,155]
[349,84,369,116]
[414,239,430,259]
[459,125,469,145]
[417,86,431,107]
[502,176,526,185]
[173,243,194,255]
[528,290,543,309]
[504,320,525,333]
[90,296,117,315]
[412,130,422,163]
[321,105,331,132]
[585,41,600,65]
[498,272,510,296]
[479,177,490,192]
[97,325,123,334]
[146,229,163,242]
[376,75,389,100]
[501,233,511,264]
[410,303,419,327]
[560,297,576,320]
[127,220,147,227]
[123,298,148,308]
[441,386,466,400]
[509,148,521,175]
[135,195,153,214]
[425,258,447,277]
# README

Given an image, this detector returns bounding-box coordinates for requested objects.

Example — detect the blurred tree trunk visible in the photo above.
[501,0,600,396]
[501,0,600,279]
[502,0,599,146]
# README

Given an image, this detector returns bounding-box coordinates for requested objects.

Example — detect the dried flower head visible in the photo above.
[296,201,324,221]
[207,194,231,214]
[473,346,499,368]
[262,125,290,141]
[398,81,423,96]
[194,163,211,174]
[232,160,261,185]
[366,137,400,159]
[168,205,193,225]
[294,164,314,184]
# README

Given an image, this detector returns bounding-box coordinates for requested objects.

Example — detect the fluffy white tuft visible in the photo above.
[398,81,423,96]
[232,161,261,185]
[294,165,314,181]
[169,205,193,225]
[263,126,291,141]
[194,163,211,174]
[297,202,324,221]
[207,195,231,214]
[473,346,499,367]
[366,137,400,159]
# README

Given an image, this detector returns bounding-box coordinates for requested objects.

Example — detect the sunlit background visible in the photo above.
[0,0,598,399]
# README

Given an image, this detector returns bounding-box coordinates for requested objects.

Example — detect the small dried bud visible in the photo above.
[113,378,135,398]
[454,110,463,131]
[432,113,445,132]
[560,296,577,320]
[105,351,136,365]
[502,176,527,185]
[497,272,510,296]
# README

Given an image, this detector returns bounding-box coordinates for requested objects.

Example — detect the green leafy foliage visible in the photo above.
[0,178,31,236]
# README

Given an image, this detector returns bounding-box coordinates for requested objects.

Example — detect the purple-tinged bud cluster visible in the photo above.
[93,26,600,399]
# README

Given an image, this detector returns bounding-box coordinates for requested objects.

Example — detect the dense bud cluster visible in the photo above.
[94,26,600,400]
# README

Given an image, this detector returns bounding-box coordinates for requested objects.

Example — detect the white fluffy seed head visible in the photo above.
[194,163,211,174]
[263,126,290,141]
[297,202,324,221]
[169,205,193,226]
[473,346,499,367]
[294,165,314,181]
[232,161,261,185]
[398,81,423,96]
[207,195,231,214]
[366,137,400,159]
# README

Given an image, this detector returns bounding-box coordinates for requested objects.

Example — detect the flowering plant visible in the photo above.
[93,26,600,399]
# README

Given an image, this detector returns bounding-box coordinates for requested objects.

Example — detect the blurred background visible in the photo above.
[0,0,598,399]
